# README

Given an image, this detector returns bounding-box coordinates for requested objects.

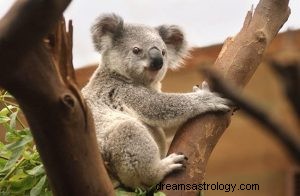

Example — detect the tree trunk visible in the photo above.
[0,1,114,195]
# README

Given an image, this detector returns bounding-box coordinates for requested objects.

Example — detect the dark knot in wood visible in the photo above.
[60,93,75,110]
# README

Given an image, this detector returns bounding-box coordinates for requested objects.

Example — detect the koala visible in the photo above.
[82,13,230,189]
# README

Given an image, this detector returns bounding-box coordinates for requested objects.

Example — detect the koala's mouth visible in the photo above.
[145,66,160,73]
[146,68,159,74]
[145,67,160,81]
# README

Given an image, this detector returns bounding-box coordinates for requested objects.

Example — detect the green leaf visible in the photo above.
[30,175,46,196]
[0,157,7,170]
[4,130,19,143]
[115,188,136,196]
[0,116,10,124]
[154,192,166,196]
[8,175,37,193]
[135,187,147,196]
[0,108,9,116]
[0,148,11,165]
[3,122,21,143]
[26,165,45,176]
[18,128,32,137]
[0,180,10,192]
[9,111,18,129]
[9,170,27,181]
[6,135,33,151]
[0,141,5,152]
[40,190,53,196]
[0,105,16,116]
[23,150,33,160]
[1,147,23,172]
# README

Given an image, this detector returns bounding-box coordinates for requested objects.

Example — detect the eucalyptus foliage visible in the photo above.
[0,91,51,196]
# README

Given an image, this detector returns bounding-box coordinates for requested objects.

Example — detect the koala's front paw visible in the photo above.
[194,81,231,113]
[161,153,187,173]
[208,96,231,112]
[205,92,231,112]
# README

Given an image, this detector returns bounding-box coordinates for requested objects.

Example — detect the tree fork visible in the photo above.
[163,0,290,195]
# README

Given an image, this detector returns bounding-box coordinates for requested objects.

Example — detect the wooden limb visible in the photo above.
[203,68,300,164]
[0,0,70,85]
[0,0,71,55]
[163,0,290,195]
[0,1,114,195]
[215,0,290,87]
[48,18,76,84]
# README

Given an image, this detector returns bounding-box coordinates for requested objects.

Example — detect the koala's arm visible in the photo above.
[119,84,229,128]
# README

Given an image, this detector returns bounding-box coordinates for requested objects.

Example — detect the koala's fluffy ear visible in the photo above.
[91,13,124,52]
[156,25,188,70]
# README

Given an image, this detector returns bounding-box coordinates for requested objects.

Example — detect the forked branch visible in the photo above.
[163,0,290,195]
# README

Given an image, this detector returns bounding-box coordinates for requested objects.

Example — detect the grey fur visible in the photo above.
[82,13,230,189]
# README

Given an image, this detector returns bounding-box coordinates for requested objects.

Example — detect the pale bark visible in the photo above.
[163,0,290,195]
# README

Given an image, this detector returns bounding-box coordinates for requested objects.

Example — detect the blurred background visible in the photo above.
[1,1,300,196]
[0,0,300,67]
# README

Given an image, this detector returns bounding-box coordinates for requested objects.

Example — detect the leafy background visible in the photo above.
[0,91,51,195]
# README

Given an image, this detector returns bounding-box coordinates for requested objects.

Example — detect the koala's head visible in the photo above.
[91,13,188,85]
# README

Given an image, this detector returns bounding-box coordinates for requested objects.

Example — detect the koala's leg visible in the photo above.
[105,120,185,188]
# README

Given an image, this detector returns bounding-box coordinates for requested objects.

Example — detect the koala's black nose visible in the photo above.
[148,47,163,71]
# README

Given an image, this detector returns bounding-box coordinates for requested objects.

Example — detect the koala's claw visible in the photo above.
[162,153,187,172]
[177,152,188,160]
[193,81,211,93]
[201,94,231,113]
[166,153,186,162]
[193,85,201,92]
[216,104,231,112]
[201,81,210,91]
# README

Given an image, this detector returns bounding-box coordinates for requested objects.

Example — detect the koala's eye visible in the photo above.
[162,49,166,56]
[132,47,141,54]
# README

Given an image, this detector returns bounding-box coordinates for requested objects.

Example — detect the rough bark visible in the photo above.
[163,0,290,195]
[0,1,114,195]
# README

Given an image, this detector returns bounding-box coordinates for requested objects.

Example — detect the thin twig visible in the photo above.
[0,156,9,160]
[1,157,26,182]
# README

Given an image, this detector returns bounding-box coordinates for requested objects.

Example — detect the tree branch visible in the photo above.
[0,0,70,54]
[0,1,114,195]
[163,0,290,195]
[203,67,300,163]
